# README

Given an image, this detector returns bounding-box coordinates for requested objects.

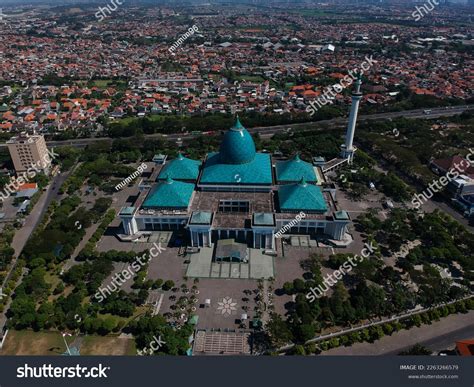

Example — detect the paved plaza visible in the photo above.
[186,247,274,279]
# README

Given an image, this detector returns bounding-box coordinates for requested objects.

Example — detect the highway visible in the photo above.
[271,296,474,355]
[323,310,474,356]
[248,104,472,138]
[0,105,471,149]
[385,323,474,355]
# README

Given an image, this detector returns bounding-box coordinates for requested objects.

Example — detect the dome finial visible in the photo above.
[165,174,173,184]
[177,152,184,160]
[299,177,307,187]
[232,116,244,131]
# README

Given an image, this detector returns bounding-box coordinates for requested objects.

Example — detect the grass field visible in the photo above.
[115,114,165,126]
[0,330,135,356]
[1,330,66,355]
[80,335,136,356]
[234,75,265,82]
[92,79,113,88]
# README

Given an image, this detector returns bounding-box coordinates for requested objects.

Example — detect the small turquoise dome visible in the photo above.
[219,117,256,165]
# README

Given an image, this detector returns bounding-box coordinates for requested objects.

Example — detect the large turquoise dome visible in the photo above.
[219,118,256,164]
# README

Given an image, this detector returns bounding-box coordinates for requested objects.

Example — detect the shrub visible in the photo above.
[305,343,318,354]
[382,323,394,335]
[152,279,163,289]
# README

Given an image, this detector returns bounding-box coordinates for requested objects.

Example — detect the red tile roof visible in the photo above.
[432,155,474,178]
[456,340,474,356]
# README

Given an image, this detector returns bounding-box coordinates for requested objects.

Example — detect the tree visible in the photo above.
[293,278,306,293]
[283,282,294,295]
[369,325,385,342]
[293,324,316,344]
[266,313,293,348]
[289,345,306,356]
[130,315,192,355]
[162,280,175,291]
[399,344,432,356]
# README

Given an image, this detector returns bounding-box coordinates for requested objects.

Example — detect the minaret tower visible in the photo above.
[341,75,362,164]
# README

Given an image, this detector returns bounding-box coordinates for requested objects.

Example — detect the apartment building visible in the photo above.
[7,132,51,175]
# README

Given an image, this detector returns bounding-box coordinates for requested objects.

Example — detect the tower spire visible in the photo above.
[340,76,363,164]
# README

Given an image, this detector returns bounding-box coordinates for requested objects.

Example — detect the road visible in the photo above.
[0,167,71,336]
[386,323,474,355]
[424,199,473,233]
[249,104,472,139]
[323,310,474,356]
[9,173,68,257]
[0,105,471,149]
[272,296,473,355]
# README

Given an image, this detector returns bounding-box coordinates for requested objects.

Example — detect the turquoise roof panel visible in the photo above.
[190,211,213,225]
[200,152,272,185]
[253,213,275,226]
[120,206,135,216]
[276,154,317,183]
[219,118,256,164]
[142,177,194,208]
[278,178,328,212]
[157,153,201,181]
[334,210,350,220]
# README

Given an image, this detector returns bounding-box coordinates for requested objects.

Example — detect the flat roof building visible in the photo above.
[7,132,51,175]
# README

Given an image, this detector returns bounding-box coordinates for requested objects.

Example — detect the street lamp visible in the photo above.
[62,332,73,355]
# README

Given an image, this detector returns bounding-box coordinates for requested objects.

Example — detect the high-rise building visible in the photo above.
[7,132,51,175]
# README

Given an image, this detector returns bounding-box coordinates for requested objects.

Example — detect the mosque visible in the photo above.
[119,79,363,252]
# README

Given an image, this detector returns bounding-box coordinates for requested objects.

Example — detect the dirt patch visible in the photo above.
[80,335,136,356]
[1,330,65,355]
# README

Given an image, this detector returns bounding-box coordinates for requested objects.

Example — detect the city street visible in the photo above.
[323,310,474,356]
[0,167,72,336]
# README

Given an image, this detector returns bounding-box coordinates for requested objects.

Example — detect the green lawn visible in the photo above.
[115,114,165,126]
[234,75,265,82]
[92,80,113,89]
